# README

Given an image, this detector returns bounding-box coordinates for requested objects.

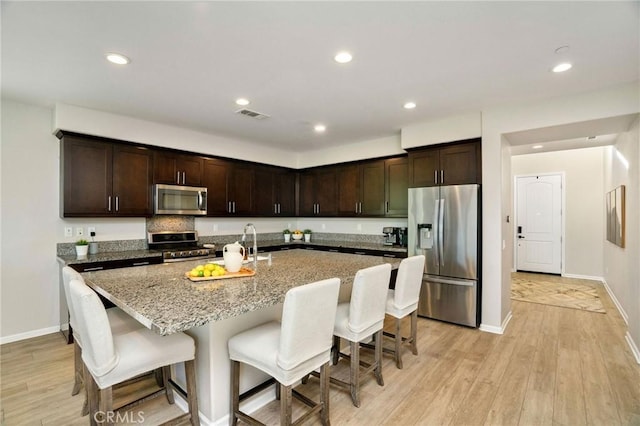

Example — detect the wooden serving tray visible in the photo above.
[185,267,256,282]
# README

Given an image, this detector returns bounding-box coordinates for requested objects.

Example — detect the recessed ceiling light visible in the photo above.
[314,124,326,133]
[105,53,130,65]
[334,51,353,64]
[403,102,417,109]
[552,62,572,73]
[532,145,543,149]
[235,98,250,106]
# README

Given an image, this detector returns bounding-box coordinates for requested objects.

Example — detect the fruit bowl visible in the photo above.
[292,233,303,240]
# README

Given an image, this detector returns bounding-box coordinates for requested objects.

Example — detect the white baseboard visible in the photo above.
[601,279,629,325]
[480,311,512,335]
[0,326,60,345]
[561,273,604,281]
[173,383,275,426]
[625,332,640,365]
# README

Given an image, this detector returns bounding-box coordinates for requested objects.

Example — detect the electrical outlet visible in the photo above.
[64,227,73,237]
[76,227,84,237]
[322,223,326,230]
[88,226,96,234]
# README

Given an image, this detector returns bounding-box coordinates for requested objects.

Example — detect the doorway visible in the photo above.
[514,173,563,274]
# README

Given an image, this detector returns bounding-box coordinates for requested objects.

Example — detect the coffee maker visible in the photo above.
[383,227,395,246]
[383,227,408,247]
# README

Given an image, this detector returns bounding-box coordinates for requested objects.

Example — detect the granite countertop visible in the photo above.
[57,239,407,266]
[262,238,408,253]
[57,249,163,266]
[81,249,401,335]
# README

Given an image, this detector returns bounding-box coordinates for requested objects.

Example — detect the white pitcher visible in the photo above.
[223,242,245,273]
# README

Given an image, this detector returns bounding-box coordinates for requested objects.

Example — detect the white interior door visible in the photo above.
[515,174,562,274]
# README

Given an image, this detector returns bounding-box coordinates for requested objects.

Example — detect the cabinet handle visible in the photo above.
[228,201,232,213]
[434,170,438,185]
[360,202,362,214]
[386,201,389,213]
[278,203,281,214]
[108,196,112,212]
[176,171,180,184]
[355,203,359,214]
[115,196,119,212]
[440,170,444,184]
[132,261,150,266]
[182,171,186,185]
[275,204,278,214]
[233,201,236,213]
[83,266,104,272]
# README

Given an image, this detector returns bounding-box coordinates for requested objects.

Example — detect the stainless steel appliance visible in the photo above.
[408,185,480,327]
[154,184,207,215]
[382,227,408,247]
[148,231,215,262]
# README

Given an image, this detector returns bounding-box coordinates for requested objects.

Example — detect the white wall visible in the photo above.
[603,115,639,359]
[401,111,482,149]
[1,101,60,339]
[511,147,605,279]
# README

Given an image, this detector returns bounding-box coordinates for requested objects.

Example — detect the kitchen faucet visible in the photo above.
[241,223,258,270]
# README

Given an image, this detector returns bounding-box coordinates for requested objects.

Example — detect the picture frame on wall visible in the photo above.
[606,185,625,248]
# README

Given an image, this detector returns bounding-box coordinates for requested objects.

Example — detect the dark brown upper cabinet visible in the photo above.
[299,167,338,216]
[384,157,408,217]
[337,161,386,216]
[201,158,253,216]
[153,151,203,186]
[253,166,296,216]
[60,134,153,217]
[408,139,481,187]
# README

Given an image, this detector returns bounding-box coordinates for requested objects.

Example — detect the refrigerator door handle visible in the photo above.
[438,198,445,267]
[433,199,440,265]
[424,275,476,287]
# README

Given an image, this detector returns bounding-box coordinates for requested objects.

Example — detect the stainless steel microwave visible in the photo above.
[154,184,207,215]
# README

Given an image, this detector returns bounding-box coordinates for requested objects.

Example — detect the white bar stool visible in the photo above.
[330,263,391,407]
[61,266,145,416]
[228,278,341,426]
[68,279,200,426]
[384,255,425,369]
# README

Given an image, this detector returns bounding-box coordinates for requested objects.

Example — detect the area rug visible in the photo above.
[511,273,606,313]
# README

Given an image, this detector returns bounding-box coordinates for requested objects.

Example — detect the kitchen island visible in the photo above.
[81,249,401,425]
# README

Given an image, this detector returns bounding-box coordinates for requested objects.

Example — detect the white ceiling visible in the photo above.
[2,1,639,153]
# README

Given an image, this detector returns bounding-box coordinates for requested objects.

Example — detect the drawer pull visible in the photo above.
[83,266,104,272]
[354,251,366,255]
[132,261,150,266]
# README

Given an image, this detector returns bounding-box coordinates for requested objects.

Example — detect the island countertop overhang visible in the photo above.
[81,249,401,335]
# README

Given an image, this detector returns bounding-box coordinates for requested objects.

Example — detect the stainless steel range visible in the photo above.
[148,231,215,262]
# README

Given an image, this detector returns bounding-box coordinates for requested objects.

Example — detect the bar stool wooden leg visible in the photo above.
[281,383,292,426]
[162,366,175,404]
[99,387,113,426]
[184,359,200,426]
[410,310,418,356]
[331,335,340,365]
[394,317,403,369]
[374,329,384,386]
[320,362,331,426]
[230,361,240,426]
[72,342,82,396]
[349,340,360,407]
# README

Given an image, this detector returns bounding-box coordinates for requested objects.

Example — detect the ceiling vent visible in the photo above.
[236,108,270,120]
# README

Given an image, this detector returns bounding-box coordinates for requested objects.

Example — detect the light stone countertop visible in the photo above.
[81,249,401,335]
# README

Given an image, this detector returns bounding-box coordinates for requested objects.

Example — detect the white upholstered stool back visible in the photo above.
[331,263,392,407]
[385,255,425,369]
[228,278,341,425]
[68,279,200,426]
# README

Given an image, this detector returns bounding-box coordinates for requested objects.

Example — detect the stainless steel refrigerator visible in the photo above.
[408,185,480,327]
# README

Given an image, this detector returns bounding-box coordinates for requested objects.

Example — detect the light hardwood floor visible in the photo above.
[2,275,639,425]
